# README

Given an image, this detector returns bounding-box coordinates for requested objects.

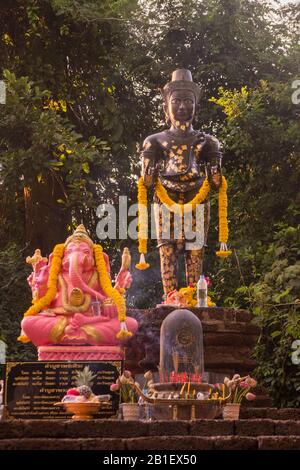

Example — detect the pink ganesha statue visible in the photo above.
[18,225,138,347]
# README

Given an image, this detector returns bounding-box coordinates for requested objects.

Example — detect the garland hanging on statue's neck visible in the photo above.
[136,175,232,270]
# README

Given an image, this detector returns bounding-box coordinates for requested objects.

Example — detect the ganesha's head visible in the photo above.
[62,225,94,273]
[59,225,102,300]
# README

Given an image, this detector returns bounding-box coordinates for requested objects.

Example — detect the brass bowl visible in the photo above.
[54,401,109,420]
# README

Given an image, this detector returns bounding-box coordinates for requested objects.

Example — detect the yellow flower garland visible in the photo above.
[136,175,231,265]
[155,177,211,214]
[93,244,132,340]
[216,176,232,257]
[136,177,150,269]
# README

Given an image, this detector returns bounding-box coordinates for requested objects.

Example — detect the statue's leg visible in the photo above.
[154,194,180,297]
[21,315,68,346]
[185,248,203,285]
[184,200,210,285]
[159,243,179,297]
[80,316,138,345]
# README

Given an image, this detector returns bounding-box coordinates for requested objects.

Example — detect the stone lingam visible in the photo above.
[134,309,229,420]
[18,225,138,361]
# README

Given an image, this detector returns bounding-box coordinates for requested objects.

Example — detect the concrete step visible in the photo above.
[240,407,300,420]
[1,408,299,450]
[0,435,300,450]
[1,416,299,437]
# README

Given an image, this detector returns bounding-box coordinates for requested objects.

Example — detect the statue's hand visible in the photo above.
[115,270,132,290]
[211,172,222,189]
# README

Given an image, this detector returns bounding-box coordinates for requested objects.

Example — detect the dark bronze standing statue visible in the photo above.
[140,69,223,297]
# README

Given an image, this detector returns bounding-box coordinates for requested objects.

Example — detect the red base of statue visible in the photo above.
[38,345,125,361]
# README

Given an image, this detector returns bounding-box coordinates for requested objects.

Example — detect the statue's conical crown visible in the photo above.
[65,224,94,247]
[162,68,201,103]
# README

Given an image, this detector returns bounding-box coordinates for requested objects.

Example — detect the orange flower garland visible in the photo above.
[93,244,132,340]
[23,243,64,317]
[216,176,232,258]
[136,175,231,263]
[155,177,211,214]
[136,177,150,270]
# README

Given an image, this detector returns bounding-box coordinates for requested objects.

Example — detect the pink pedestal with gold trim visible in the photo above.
[38,345,125,361]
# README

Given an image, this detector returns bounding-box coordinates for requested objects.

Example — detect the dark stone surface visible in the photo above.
[126,436,214,450]
[0,420,25,438]
[65,419,149,438]
[213,436,257,450]
[275,420,300,435]
[190,419,234,436]
[148,420,189,436]
[1,414,300,450]
[24,419,69,438]
[240,408,300,420]
[235,419,275,436]
[0,438,125,450]
[258,436,300,451]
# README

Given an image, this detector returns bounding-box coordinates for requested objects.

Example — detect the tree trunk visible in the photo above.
[23,176,71,256]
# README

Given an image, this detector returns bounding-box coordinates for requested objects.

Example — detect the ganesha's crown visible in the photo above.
[65,224,94,248]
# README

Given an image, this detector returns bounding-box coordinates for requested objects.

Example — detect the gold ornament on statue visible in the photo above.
[70,287,84,306]
[26,249,48,266]
[65,224,94,248]
[121,247,131,272]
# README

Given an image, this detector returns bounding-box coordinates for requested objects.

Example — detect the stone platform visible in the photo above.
[126,307,259,377]
[1,408,300,450]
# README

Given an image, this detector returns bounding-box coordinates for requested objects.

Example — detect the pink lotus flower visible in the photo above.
[123,370,132,378]
[232,374,241,381]
[110,383,120,392]
[239,381,249,389]
[224,377,230,386]
[245,377,257,388]
[246,392,256,401]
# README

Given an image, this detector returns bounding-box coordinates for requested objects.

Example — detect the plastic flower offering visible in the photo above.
[164,284,216,308]
[224,374,257,404]
[110,370,139,403]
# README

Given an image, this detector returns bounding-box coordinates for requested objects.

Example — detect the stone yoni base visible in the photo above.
[38,345,125,361]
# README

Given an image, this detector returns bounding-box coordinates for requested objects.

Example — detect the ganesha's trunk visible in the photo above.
[69,252,106,301]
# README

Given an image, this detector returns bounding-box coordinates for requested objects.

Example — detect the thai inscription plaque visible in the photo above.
[4,361,121,419]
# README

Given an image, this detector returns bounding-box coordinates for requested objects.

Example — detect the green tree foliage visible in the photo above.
[0,70,110,253]
[209,79,300,406]
[0,244,35,360]
[250,225,300,407]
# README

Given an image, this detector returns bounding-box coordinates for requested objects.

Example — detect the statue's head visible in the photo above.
[162,69,201,130]
[63,225,95,272]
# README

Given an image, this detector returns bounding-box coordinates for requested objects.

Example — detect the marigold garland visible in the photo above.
[136,177,150,269]
[136,175,231,264]
[93,244,132,339]
[23,243,65,318]
[155,177,211,214]
[216,176,232,258]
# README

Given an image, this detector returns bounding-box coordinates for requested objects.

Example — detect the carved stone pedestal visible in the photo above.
[38,345,125,361]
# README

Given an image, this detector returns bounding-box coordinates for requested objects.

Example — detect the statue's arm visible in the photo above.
[202,134,223,189]
[141,136,161,189]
